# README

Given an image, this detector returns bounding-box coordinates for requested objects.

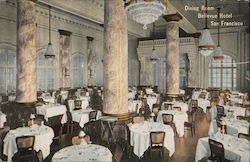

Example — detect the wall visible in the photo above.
[137,27,249,93]
[0,0,140,91]
[137,37,200,92]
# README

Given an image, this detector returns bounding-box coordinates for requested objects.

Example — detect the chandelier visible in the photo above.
[125,0,166,30]
[45,6,55,60]
[150,23,158,64]
[198,0,215,57]
[212,7,224,61]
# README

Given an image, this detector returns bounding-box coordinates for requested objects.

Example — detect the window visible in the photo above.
[208,55,236,90]
[71,54,85,88]
[0,48,16,94]
[179,56,187,88]
[37,52,57,91]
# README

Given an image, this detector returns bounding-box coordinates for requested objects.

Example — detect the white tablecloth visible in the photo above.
[192,91,201,100]
[8,95,15,101]
[36,104,67,124]
[0,112,6,128]
[128,100,142,113]
[68,99,89,112]
[195,135,250,162]
[224,118,249,136]
[3,125,54,161]
[71,109,101,128]
[157,110,188,137]
[128,91,136,100]
[161,101,188,112]
[130,121,175,158]
[224,106,246,118]
[145,88,153,95]
[146,96,157,111]
[197,98,210,112]
[39,96,55,104]
[229,97,243,105]
[52,144,112,162]
[60,91,68,101]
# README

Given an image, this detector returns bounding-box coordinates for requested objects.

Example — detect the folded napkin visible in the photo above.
[213,131,223,140]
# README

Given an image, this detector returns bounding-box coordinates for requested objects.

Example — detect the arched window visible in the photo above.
[208,55,236,90]
[71,54,85,88]
[0,48,16,94]
[37,51,57,91]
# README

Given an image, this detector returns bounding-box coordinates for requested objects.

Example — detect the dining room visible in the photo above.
[0,0,249,162]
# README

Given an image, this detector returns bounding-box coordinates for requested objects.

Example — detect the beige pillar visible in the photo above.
[103,0,128,115]
[163,13,182,95]
[16,0,37,103]
[87,36,95,86]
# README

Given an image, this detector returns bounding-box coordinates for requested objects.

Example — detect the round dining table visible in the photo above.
[52,144,112,162]
[3,124,54,162]
[129,121,175,158]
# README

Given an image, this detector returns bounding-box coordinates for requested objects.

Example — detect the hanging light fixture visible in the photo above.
[150,23,158,64]
[45,6,55,59]
[198,0,215,57]
[213,7,224,61]
[125,0,166,30]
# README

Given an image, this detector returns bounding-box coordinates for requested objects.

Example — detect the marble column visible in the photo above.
[59,30,71,89]
[103,0,128,116]
[163,13,182,95]
[16,0,37,103]
[138,56,153,85]
[87,36,95,86]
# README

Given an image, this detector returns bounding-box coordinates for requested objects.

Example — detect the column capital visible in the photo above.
[58,30,72,36]
[163,13,182,22]
[87,36,94,41]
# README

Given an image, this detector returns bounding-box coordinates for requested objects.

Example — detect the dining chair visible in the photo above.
[208,138,232,162]
[56,95,62,104]
[14,135,36,162]
[149,131,165,159]
[238,133,250,141]
[216,105,225,119]
[162,114,176,134]
[152,104,160,122]
[163,102,173,110]
[74,100,82,110]
[84,120,99,143]
[184,111,196,137]
[173,106,181,111]
[47,114,64,149]
[190,99,198,110]
[89,110,97,121]
[28,115,45,126]
[0,126,10,159]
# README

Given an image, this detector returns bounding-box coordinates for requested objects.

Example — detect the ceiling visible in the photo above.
[38,0,249,38]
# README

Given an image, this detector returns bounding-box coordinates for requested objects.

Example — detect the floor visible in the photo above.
[44,112,211,162]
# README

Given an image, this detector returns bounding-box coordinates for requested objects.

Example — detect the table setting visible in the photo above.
[157,109,188,137]
[36,103,67,124]
[71,109,101,128]
[52,144,112,162]
[221,117,249,136]
[195,133,250,162]
[3,124,54,161]
[129,121,175,158]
